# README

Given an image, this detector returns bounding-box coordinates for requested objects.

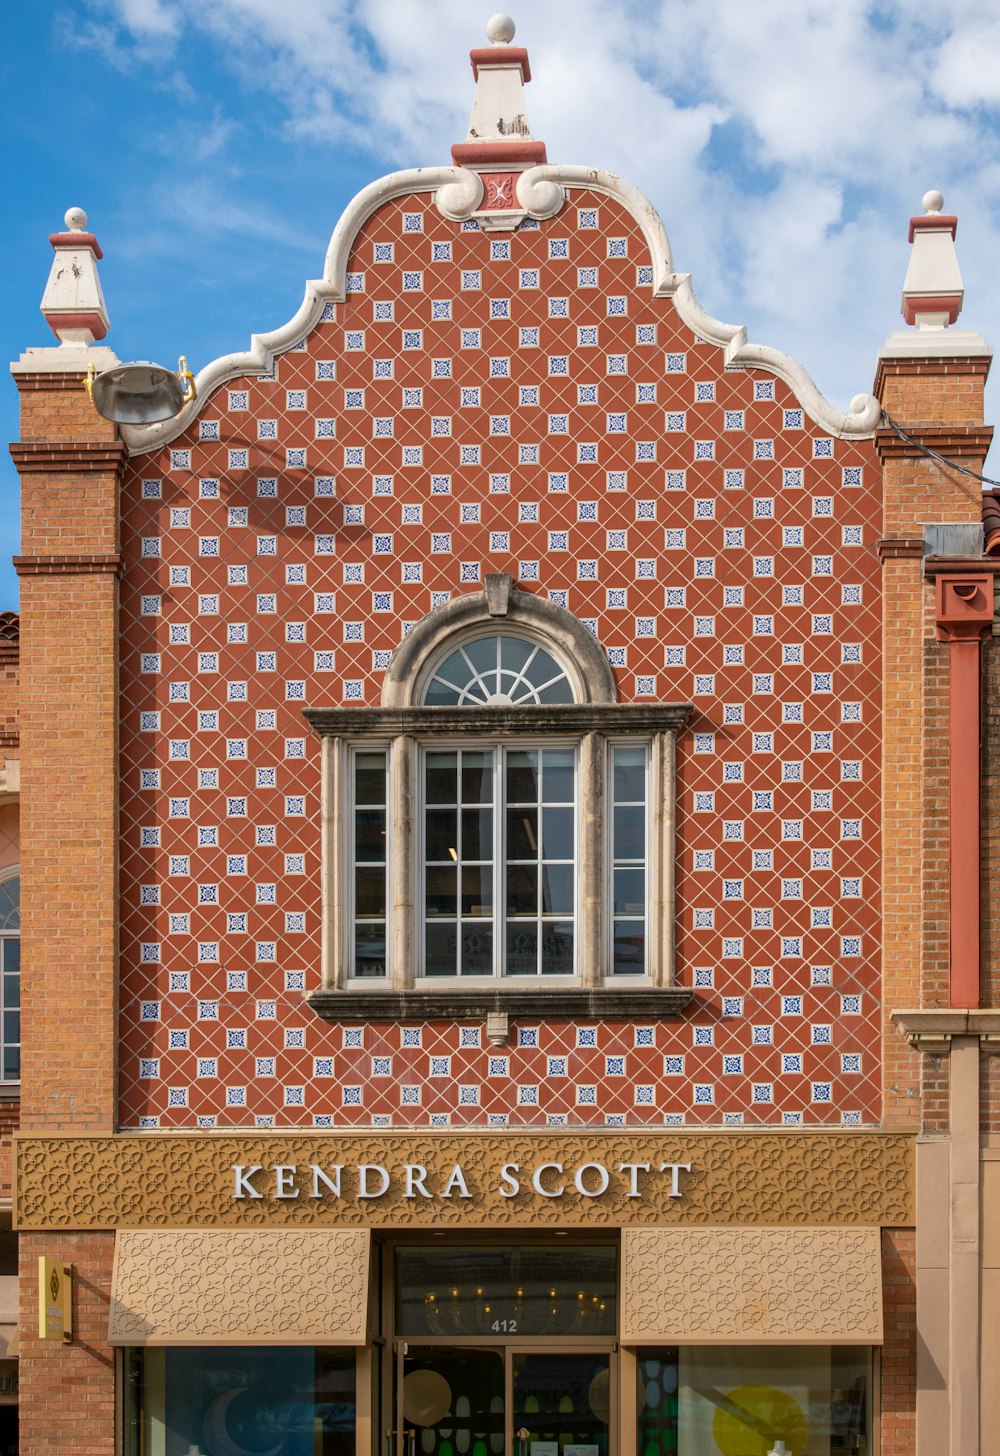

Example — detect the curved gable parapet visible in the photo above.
[120,166,466,456]
[121,163,879,456]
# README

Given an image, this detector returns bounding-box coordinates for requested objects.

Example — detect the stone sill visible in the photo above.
[308,986,693,1021]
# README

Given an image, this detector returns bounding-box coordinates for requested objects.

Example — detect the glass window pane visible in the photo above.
[541,806,574,861]
[422,678,456,707]
[506,750,539,804]
[459,923,493,975]
[426,752,458,803]
[426,865,457,917]
[613,745,646,799]
[674,1345,872,1456]
[464,637,498,675]
[542,748,575,800]
[614,867,646,915]
[536,677,574,704]
[461,864,493,917]
[354,809,386,861]
[395,1246,616,1336]
[354,867,385,919]
[3,939,18,974]
[423,637,572,706]
[506,866,538,917]
[0,878,19,932]
[541,922,574,974]
[613,804,646,859]
[354,753,386,805]
[541,862,574,915]
[506,808,538,861]
[613,923,646,975]
[461,751,493,804]
[460,807,493,861]
[425,921,457,976]
[515,1353,610,1456]
[2,1047,18,1081]
[123,1347,357,1456]
[500,636,533,672]
[425,809,458,863]
[353,924,386,979]
[506,923,538,976]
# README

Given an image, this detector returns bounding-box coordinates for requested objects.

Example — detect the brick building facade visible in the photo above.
[6,16,1000,1456]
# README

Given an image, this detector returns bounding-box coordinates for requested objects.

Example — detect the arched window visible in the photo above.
[305,578,691,1016]
[423,635,573,706]
[0,873,19,1082]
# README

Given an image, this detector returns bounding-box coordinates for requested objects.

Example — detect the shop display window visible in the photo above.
[123,1347,356,1456]
[636,1346,872,1456]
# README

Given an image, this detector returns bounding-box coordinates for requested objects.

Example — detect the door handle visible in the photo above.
[517,1426,530,1456]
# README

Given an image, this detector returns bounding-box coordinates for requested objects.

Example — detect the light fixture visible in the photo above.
[86,356,196,424]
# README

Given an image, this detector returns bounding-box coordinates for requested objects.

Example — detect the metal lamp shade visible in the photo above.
[90,362,186,424]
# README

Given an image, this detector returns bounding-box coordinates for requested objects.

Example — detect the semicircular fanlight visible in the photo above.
[423,635,574,707]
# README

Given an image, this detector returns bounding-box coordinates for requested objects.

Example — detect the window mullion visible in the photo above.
[390,735,416,989]
[578,731,604,987]
[495,744,504,980]
[650,729,675,988]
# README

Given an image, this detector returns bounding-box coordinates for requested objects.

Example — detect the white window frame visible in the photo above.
[305,577,692,1018]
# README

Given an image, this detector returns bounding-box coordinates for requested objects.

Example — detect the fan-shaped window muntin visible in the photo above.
[0,872,19,1081]
[423,635,574,707]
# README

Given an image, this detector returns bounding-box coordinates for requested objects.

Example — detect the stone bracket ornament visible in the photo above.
[433,164,566,232]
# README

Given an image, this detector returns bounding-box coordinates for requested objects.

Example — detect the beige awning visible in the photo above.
[622,1226,883,1344]
[108,1228,370,1346]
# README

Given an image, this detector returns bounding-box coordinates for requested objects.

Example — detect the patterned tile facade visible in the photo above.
[117,187,882,1129]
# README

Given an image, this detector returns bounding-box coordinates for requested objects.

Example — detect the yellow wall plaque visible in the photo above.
[38,1257,72,1343]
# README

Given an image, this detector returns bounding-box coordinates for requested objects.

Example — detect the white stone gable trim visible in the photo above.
[122,164,878,456]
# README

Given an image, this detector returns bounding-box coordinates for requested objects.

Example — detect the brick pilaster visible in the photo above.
[9,373,124,1132]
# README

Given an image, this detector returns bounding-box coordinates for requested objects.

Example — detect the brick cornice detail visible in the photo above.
[9,441,125,473]
[14,554,122,577]
[10,371,94,391]
[926,556,1000,575]
[874,424,993,462]
[877,538,924,562]
[873,355,991,395]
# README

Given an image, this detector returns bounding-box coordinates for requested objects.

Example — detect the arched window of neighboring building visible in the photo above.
[0,872,19,1082]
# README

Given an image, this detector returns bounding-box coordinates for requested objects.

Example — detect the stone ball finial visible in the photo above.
[922,189,944,215]
[64,206,88,232]
[486,13,516,43]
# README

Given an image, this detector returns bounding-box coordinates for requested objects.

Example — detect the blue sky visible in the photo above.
[4,0,1000,611]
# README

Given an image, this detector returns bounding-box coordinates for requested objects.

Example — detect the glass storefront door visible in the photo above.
[395,1345,612,1456]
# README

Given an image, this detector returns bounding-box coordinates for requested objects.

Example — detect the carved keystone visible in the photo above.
[484,572,513,616]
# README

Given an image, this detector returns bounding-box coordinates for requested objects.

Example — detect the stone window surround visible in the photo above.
[304,577,694,1021]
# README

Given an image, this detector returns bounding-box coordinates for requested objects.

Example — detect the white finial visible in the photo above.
[922,190,944,215]
[486,13,516,43]
[64,206,88,232]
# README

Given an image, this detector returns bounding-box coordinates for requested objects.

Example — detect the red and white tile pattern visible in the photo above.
[117,188,882,1129]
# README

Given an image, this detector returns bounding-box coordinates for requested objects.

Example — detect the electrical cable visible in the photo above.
[880,410,1000,491]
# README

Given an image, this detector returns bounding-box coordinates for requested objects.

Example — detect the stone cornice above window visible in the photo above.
[304,703,694,738]
[307,985,693,1021]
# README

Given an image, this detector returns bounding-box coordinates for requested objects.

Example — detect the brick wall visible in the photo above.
[17,1231,116,1456]
[11,374,122,1134]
